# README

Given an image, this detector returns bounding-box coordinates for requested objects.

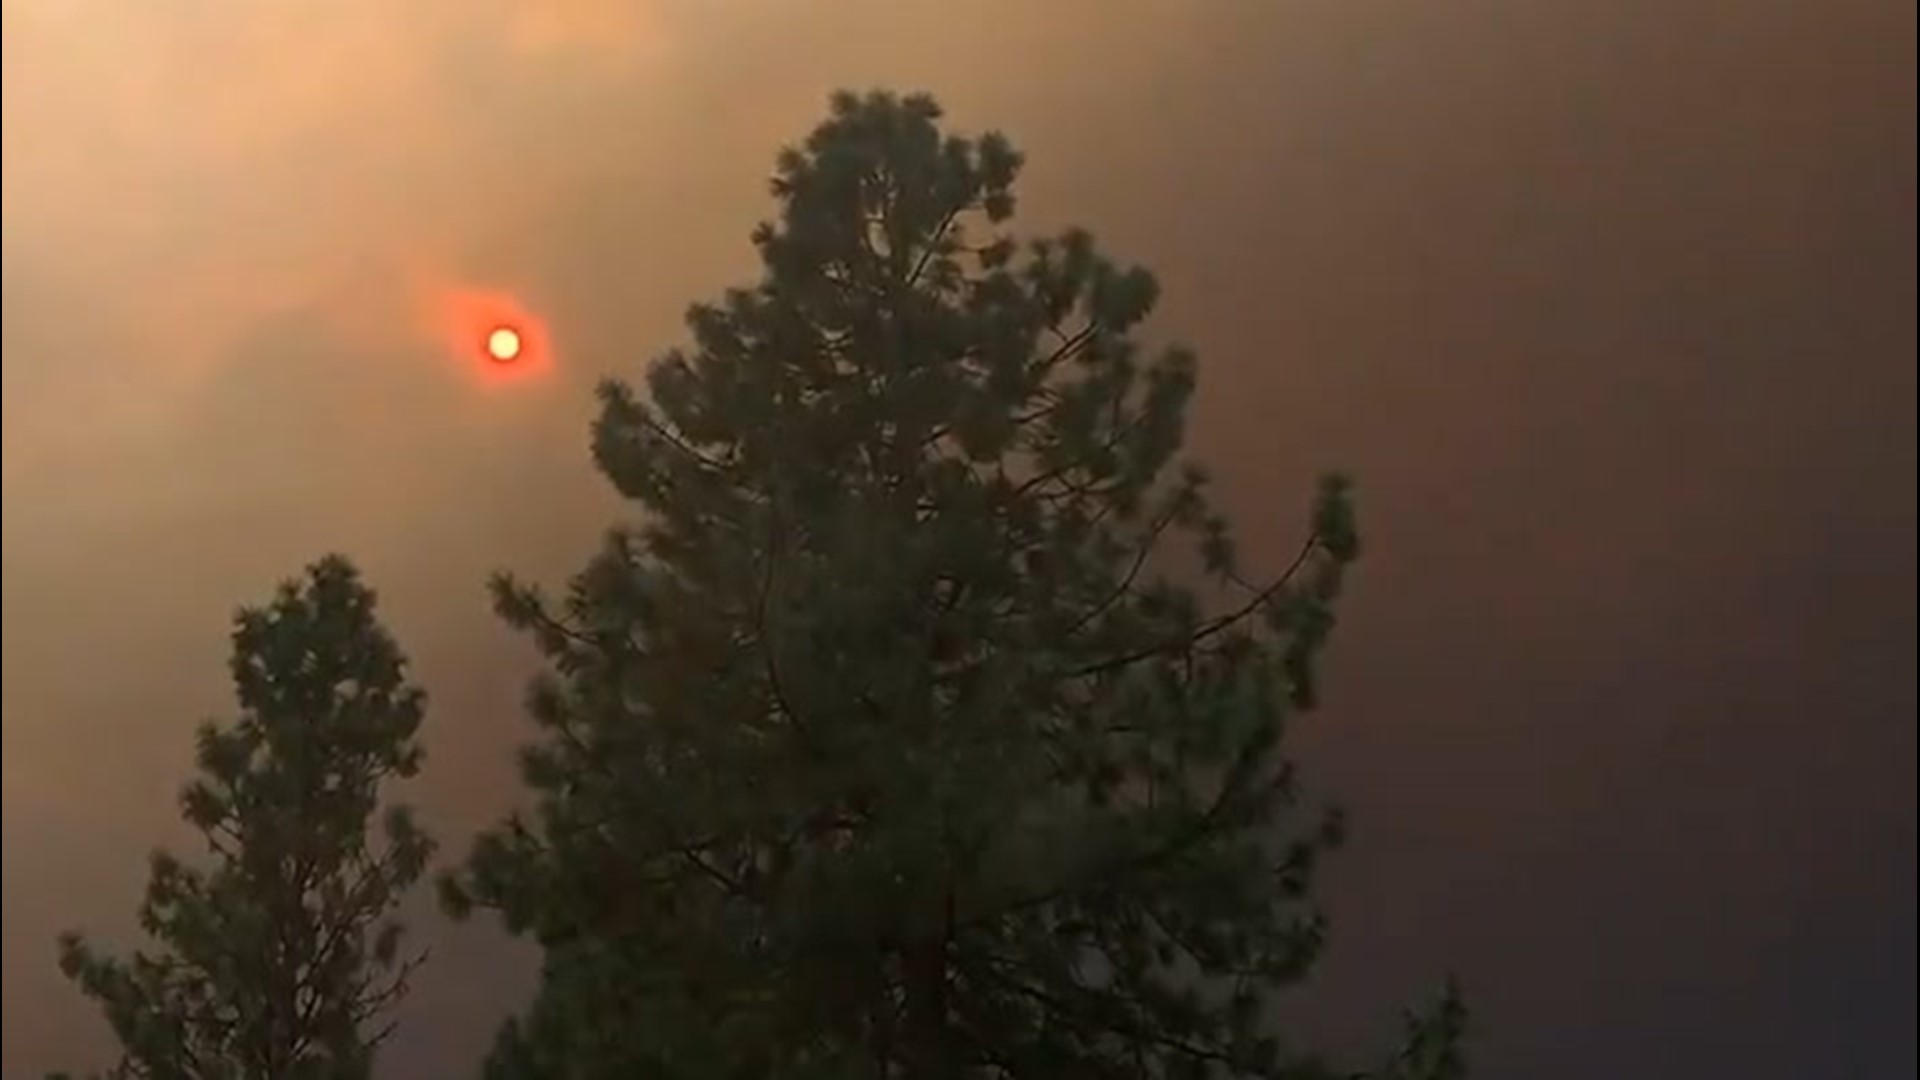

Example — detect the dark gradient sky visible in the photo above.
[3,2,1913,1077]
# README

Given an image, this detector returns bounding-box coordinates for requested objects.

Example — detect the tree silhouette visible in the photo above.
[446,89,1465,1078]
[55,556,434,1080]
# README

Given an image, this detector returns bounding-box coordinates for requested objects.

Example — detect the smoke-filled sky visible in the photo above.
[3,2,1913,1076]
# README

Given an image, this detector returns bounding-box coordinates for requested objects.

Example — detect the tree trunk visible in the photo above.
[902,934,954,1078]
[902,870,958,1078]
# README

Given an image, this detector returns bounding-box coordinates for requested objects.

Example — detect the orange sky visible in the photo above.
[3,2,1913,1076]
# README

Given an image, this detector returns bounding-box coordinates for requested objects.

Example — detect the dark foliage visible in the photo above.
[446,89,1465,1078]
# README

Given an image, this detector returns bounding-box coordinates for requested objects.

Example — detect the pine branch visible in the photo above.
[1070,534,1321,679]
[907,203,966,288]
[1064,501,1184,638]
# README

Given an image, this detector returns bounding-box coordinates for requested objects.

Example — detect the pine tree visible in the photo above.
[55,556,435,1080]
[446,90,1465,1078]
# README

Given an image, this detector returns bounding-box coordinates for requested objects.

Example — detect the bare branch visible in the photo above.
[679,847,752,899]
[907,204,966,288]
[1063,506,1182,640]
[1069,534,1320,679]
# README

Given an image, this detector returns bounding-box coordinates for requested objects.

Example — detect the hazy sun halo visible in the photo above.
[420,277,552,388]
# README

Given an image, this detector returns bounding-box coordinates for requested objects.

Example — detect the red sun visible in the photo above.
[429,284,553,388]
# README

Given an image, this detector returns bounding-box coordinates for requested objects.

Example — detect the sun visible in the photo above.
[486,326,523,363]
[417,277,553,389]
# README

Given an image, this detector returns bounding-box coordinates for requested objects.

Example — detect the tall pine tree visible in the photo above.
[56,556,435,1080]
[447,90,1464,1078]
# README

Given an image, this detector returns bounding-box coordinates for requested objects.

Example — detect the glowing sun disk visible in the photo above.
[487,326,523,362]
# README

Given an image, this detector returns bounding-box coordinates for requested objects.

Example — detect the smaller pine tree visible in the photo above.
[54,556,434,1080]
